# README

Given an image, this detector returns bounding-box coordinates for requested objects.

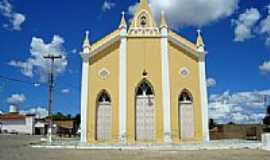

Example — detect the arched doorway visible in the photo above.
[96,90,112,142]
[135,80,155,142]
[179,89,195,141]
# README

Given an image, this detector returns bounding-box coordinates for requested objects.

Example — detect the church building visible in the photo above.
[80,0,209,144]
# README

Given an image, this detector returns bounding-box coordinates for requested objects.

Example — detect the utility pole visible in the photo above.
[264,95,267,106]
[263,94,269,106]
[43,54,62,144]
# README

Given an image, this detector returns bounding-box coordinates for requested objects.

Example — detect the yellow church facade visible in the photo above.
[80,0,209,144]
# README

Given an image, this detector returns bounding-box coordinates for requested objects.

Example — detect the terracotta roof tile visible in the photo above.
[0,113,26,120]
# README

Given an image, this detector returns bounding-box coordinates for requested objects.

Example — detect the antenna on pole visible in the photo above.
[43,54,62,144]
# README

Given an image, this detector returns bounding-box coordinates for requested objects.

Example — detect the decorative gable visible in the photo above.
[128,0,159,37]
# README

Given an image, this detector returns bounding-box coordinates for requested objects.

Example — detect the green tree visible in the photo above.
[263,105,270,125]
[209,118,217,129]
[73,114,80,127]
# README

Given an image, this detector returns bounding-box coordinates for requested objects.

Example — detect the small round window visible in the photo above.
[179,67,190,78]
[98,68,110,80]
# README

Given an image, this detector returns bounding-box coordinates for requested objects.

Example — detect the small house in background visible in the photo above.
[0,105,35,135]
[34,119,48,135]
[54,120,77,137]
[0,105,79,137]
[34,118,78,137]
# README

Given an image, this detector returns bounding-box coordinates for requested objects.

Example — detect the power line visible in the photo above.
[0,75,41,87]
[0,74,81,94]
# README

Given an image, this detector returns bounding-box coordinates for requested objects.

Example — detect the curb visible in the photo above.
[32,143,263,151]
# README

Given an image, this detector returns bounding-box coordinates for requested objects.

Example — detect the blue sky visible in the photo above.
[0,0,270,123]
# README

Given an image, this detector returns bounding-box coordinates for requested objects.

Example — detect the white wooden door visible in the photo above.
[136,96,155,141]
[97,102,112,141]
[180,102,195,141]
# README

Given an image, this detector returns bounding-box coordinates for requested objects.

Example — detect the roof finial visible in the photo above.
[197,29,202,36]
[160,10,168,28]
[196,29,205,52]
[141,0,148,5]
[83,30,91,48]
[119,11,127,29]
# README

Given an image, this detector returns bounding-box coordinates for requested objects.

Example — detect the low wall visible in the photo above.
[210,124,263,141]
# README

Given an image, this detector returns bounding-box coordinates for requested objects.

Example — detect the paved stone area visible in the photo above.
[1,135,270,160]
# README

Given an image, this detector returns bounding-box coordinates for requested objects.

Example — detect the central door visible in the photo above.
[135,80,155,142]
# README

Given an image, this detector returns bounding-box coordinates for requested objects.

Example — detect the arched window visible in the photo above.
[136,80,154,96]
[97,90,111,103]
[179,90,193,103]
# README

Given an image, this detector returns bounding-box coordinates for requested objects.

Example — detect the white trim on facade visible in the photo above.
[91,34,120,56]
[119,27,128,143]
[80,52,90,143]
[160,27,172,143]
[198,52,210,142]
[168,35,199,58]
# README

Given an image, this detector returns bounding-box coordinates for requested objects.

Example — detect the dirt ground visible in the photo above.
[0,135,270,160]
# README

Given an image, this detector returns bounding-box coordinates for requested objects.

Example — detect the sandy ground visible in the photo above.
[1,135,270,160]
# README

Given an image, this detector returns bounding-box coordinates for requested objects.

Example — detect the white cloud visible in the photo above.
[230,5,270,47]
[232,8,261,42]
[128,2,138,15]
[8,60,33,77]
[209,90,269,124]
[230,112,252,123]
[61,88,70,94]
[127,2,140,24]
[207,78,216,88]
[12,13,26,30]
[0,0,26,31]
[33,83,41,87]
[128,0,239,28]
[0,110,3,114]
[20,107,48,119]
[102,1,116,12]
[7,93,26,105]
[9,35,68,82]
[259,61,270,74]
[259,6,270,47]
[71,49,77,54]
